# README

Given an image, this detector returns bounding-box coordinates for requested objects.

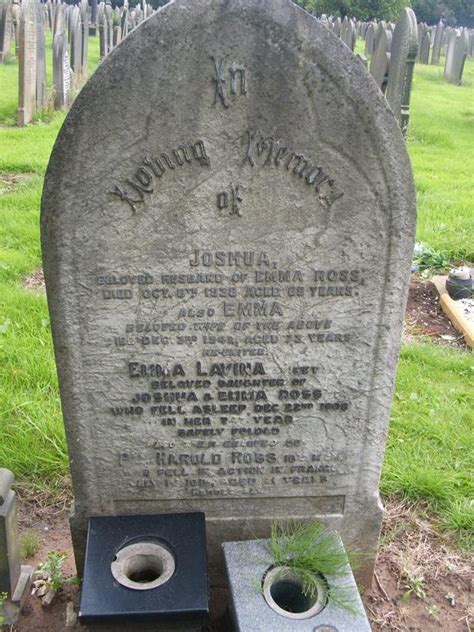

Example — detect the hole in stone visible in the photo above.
[111,542,175,591]
[262,566,327,620]
[270,577,316,613]
[124,554,164,584]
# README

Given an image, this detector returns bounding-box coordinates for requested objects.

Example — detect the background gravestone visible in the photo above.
[444,29,467,85]
[53,30,70,109]
[0,0,13,63]
[0,469,32,626]
[35,0,47,111]
[419,29,431,64]
[41,0,416,589]
[385,7,418,135]
[370,28,392,91]
[80,0,89,78]
[364,22,375,55]
[17,0,36,126]
[69,5,82,84]
[431,20,444,64]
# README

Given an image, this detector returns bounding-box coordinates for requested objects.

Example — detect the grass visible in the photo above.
[267,520,360,613]
[408,62,474,261]
[383,343,474,545]
[0,35,472,545]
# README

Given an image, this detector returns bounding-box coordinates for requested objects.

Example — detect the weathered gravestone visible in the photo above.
[53,30,70,109]
[80,0,88,78]
[444,29,467,85]
[431,20,443,64]
[53,0,64,37]
[364,22,375,55]
[0,0,13,62]
[90,0,97,35]
[419,29,431,64]
[98,1,107,57]
[41,0,416,589]
[69,5,82,84]
[35,0,47,110]
[17,0,36,126]
[11,0,19,53]
[0,469,32,626]
[370,27,392,91]
[340,16,355,51]
[385,7,418,135]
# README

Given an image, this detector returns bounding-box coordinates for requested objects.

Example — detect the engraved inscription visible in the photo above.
[216,184,243,216]
[109,140,211,213]
[243,130,344,208]
[212,57,247,108]
[89,249,366,497]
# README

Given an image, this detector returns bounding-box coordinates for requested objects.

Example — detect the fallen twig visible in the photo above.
[374,571,390,601]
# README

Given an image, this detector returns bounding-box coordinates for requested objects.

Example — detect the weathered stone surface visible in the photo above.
[53,30,70,109]
[385,7,418,135]
[41,0,416,589]
[419,29,431,64]
[69,5,82,82]
[0,0,13,62]
[80,0,89,77]
[444,29,467,85]
[0,469,32,626]
[224,537,371,632]
[340,16,355,51]
[35,0,47,110]
[53,0,64,36]
[431,20,443,64]
[17,0,36,126]
[364,22,375,55]
[370,28,392,91]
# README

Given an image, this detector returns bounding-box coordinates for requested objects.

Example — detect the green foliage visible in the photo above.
[413,244,451,271]
[402,574,426,601]
[294,0,473,24]
[408,61,474,260]
[0,591,7,626]
[20,531,42,559]
[383,344,474,546]
[34,551,67,591]
[268,521,361,613]
[411,0,474,27]
[293,0,410,21]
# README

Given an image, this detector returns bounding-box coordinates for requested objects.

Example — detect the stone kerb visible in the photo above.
[41,0,416,589]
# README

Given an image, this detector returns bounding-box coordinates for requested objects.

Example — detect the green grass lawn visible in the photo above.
[0,35,472,543]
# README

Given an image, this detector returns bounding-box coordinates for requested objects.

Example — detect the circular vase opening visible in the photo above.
[111,541,175,591]
[263,566,327,620]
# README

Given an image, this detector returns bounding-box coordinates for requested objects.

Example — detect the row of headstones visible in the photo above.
[320,11,418,136]
[362,17,472,85]
[0,0,155,126]
[96,0,154,59]
[319,12,473,135]
[0,0,88,124]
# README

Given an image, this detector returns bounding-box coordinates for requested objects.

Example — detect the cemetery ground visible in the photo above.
[0,34,473,632]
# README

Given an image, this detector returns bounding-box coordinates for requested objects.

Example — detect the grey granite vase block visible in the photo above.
[223,537,371,632]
